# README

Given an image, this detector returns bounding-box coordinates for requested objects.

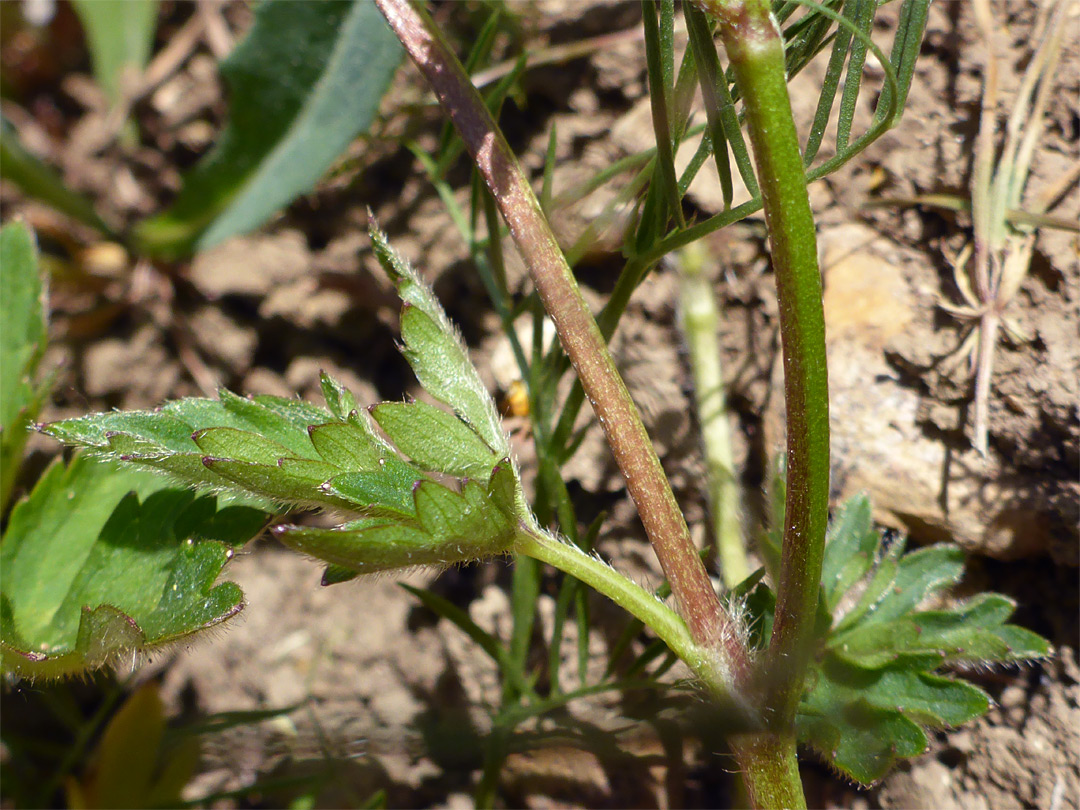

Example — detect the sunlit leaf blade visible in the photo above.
[0,222,52,511]
[44,227,529,579]
[369,222,509,455]
[857,544,965,627]
[0,454,268,679]
[829,592,1051,669]
[319,371,360,421]
[308,419,382,470]
[134,0,402,257]
[275,464,521,576]
[371,400,499,479]
[326,469,420,516]
[40,393,341,509]
[193,427,297,466]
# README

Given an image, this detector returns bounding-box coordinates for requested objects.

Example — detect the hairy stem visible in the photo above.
[729,733,806,810]
[698,0,831,732]
[517,528,743,705]
[375,0,751,687]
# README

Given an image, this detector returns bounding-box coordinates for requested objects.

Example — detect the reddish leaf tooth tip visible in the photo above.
[366,403,377,413]
[412,479,423,492]
[401,300,413,310]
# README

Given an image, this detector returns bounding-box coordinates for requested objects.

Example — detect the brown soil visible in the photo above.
[1,1,1076,808]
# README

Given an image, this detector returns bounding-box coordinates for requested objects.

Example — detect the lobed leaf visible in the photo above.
[830,592,1051,669]
[798,653,989,783]
[746,489,1054,785]
[40,392,343,510]
[0,454,268,679]
[275,463,521,576]
[43,228,529,582]
[819,492,879,611]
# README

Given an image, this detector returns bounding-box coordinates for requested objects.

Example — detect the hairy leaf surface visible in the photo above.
[0,454,268,679]
[747,491,1051,784]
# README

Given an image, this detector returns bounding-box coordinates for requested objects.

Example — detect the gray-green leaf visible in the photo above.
[134,0,402,257]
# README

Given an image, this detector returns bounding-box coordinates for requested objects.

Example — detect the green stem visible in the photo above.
[375,0,750,685]
[729,732,806,810]
[516,528,741,704]
[699,0,830,730]
[677,242,750,589]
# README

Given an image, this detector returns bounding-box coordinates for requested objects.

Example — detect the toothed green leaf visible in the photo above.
[369,223,508,455]
[860,544,966,626]
[309,417,384,470]
[830,592,1051,669]
[275,457,340,484]
[744,488,1054,786]
[218,391,321,459]
[371,401,499,479]
[276,519,437,575]
[200,458,349,509]
[1,454,267,679]
[45,228,533,582]
[833,537,906,633]
[798,698,929,785]
[798,653,989,783]
[276,462,522,577]
[193,427,297,466]
[819,493,879,611]
[319,371,360,421]
[325,470,420,516]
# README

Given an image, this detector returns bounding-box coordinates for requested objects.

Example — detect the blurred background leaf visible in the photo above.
[70,0,159,104]
[133,0,401,258]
